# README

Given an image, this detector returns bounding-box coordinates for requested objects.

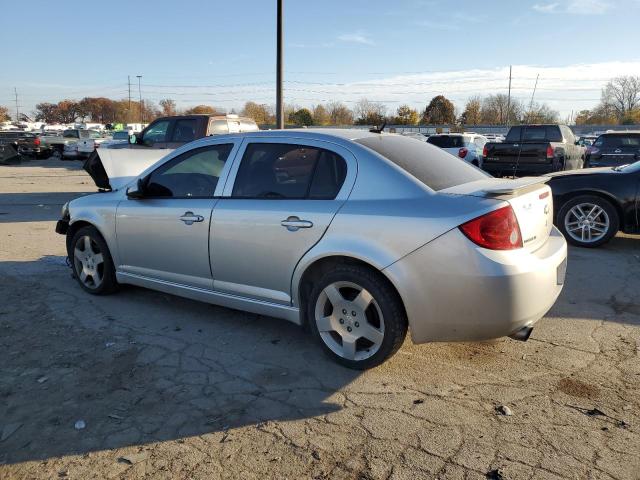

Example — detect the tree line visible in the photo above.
[2,75,637,127]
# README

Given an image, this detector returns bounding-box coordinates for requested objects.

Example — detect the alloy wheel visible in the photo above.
[314,281,385,361]
[564,202,610,244]
[73,235,105,289]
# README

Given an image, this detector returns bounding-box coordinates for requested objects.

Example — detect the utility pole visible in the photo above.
[276,0,284,129]
[136,75,143,123]
[528,74,539,123]
[14,88,19,121]
[506,65,512,127]
[128,76,132,112]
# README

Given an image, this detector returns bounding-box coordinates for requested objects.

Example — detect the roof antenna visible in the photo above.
[369,122,386,134]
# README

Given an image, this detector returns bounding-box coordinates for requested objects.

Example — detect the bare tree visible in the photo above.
[601,76,640,120]
[354,98,386,125]
[159,99,177,116]
[0,105,11,122]
[326,101,354,125]
[460,96,482,125]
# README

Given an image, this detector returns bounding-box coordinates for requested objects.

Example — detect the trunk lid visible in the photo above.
[83,148,173,190]
[485,142,550,164]
[441,177,554,252]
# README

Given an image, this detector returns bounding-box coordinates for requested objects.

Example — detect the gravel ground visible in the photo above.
[0,158,639,480]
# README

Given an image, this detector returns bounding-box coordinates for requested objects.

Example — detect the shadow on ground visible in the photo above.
[0,192,94,223]
[0,257,360,465]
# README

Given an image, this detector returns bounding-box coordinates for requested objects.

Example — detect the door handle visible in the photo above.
[281,216,313,231]
[180,211,204,225]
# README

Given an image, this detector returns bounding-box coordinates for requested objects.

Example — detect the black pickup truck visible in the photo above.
[482,124,585,177]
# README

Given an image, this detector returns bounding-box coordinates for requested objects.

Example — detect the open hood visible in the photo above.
[83,148,174,190]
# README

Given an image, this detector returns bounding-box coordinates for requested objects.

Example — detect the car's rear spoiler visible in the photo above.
[482,177,549,196]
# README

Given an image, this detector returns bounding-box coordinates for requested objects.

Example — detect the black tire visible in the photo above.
[69,226,119,294]
[306,264,407,369]
[557,195,619,248]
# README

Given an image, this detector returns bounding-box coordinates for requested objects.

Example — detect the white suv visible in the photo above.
[427,133,488,168]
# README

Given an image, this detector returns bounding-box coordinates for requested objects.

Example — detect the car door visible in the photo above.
[115,141,240,289]
[210,137,356,304]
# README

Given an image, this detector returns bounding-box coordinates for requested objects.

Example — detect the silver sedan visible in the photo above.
[56,129,567,369]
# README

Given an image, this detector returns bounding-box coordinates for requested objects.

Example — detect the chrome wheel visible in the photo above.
[73,235,104,289]
[314,281,385,361]
[564,202,610,244]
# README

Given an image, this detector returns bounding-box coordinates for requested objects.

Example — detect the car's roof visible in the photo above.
[218,128,382,142]
[600,131,640,135]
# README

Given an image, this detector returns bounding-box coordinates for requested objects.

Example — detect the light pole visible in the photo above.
[136,75,143,124]
[276,0,284,129]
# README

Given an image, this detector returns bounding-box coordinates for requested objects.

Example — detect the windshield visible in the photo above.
[594,134,640,148]
[356,135,489,191]
[505,126,562,143]
[427,135,467,148]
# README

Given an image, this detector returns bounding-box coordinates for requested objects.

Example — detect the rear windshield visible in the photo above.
[426,135,467,148]
[594,134,640,148]
[356,135,489,191]
[505,126,562,143]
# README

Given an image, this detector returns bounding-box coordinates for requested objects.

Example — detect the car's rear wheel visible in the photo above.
[70,226,118,294]
[307,264,407,369]
[557,195,619,247]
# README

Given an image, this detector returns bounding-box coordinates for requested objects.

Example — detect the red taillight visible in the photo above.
[482,145,488,157]
[546,145,554,159]
[459,206,523,250]
[458,147,468,159]
[34,137,41,146]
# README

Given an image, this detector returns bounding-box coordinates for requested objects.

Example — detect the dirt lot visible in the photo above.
[0,158,639,480]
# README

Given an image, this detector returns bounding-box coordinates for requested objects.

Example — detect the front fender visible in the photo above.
[67,195,120,265]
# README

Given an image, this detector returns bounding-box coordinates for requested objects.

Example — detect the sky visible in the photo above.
[1,0,640,119]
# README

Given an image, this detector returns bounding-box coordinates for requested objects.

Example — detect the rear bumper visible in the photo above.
[383,226,567,344]
[483,162,554,176]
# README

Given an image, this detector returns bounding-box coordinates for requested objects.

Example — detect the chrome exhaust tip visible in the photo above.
[508,326,533,342]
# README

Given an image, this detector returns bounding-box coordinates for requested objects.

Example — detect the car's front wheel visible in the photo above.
[307,264,407,369]
[557,195,619,247]
[70,226,119,294]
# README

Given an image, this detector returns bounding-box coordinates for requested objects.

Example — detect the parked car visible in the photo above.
[0,131,26,153]
[427,133,487,167]
[483,133,506,143]
[40,129,102,159]
[585,131,640,168]
[16,132,52,158]
[57,129,567,369]
[99,130,131,148]
[483,124,585,177]
[546,161,640,247]
[576,135,598,147]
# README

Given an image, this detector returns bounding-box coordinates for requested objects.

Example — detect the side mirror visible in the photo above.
[129,133,138,145]
[126,178,146,199]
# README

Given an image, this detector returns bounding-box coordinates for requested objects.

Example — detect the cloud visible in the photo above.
[533,0,611,14]
[533,2,561,12]
[337,31,375,46]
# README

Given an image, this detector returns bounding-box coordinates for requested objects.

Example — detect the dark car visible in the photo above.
[545,162,640,247]
[483,124,585,177]
[586,132,640,168]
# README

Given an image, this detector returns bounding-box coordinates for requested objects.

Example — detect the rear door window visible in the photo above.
[171,119,197,142]
[356,135,489,191]
[232,143,347,199]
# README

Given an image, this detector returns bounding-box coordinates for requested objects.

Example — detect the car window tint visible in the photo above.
[506,126,562,142]
[356,135,489,191]
[600,134,640,147]
[233,143,342,199]
[142,120,170,144]
[427,135,464,148]
[309,151,347,199]
[145,144,233,198]
[171,119,197,142]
